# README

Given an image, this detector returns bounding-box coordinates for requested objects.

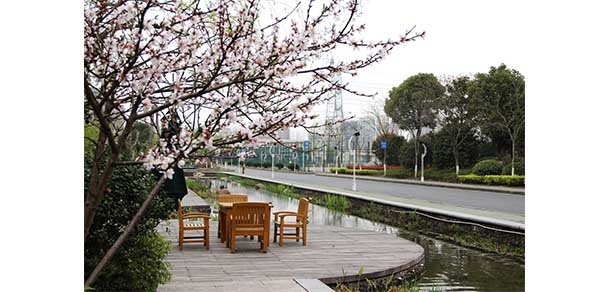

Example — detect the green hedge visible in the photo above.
[329,167,382,176]
[286,163,300,170]
[458,174,525,186]
[472,159,504,175]
[502,159,525,175]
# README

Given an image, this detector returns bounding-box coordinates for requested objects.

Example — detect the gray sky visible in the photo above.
[293,0,528,139]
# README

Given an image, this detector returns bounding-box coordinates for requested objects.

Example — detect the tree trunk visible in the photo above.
[510,139,515,176]
[84,175,167,288]
[413,139,419,178]
[454,147,460,176]
[85,132,121,241]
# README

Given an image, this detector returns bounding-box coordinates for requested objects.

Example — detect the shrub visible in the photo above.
[345,165,401,170]
[262,161,272,168]
[458,174,525,186]
[432,126,480,170]
[330,167,382,176]
[371,134,405,165]
[85,161,173,292]
[472,159,503,175]
[502,159,525,175]
[398,133,434,171]
[275,162,284,169]
[286,163,300,170]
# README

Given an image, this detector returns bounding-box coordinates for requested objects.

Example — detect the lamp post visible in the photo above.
[348,132,360,191]
[269,144,276,178]
[292,147,298,172]
[421,143,427,182]
[334,146,339,175]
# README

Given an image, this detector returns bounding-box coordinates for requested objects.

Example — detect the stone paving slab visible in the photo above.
[156,220,424,292]
[181,189,210,213]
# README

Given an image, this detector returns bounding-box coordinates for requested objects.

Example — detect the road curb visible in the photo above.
[314,173,525,195]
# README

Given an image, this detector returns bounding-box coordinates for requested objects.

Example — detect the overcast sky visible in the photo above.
[288,0,528,139]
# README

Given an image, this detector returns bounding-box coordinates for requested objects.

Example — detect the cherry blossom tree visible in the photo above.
[84,0,424,286]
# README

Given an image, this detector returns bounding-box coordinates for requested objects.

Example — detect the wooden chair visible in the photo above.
[273,198,309,246]
[178,199,210,250]
[228,202,271,253]
[217,194,249,238]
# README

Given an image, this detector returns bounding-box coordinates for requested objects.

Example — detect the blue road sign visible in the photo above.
[380,141,387,150]
[304,141,310,151]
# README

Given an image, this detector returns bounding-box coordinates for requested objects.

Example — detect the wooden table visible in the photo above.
[218,202,273,248]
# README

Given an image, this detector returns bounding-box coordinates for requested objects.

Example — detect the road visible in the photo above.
[238,168,525,217]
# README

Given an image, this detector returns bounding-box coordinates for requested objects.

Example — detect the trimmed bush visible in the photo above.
[371,134,405,165]
[502,159,525,175]
[472,159,503,175]
[458,174,525,186]
[274,162,284,169]
[286,163,300,170]
[345,165,401,170]
[329,167,382,176]
[85,161,173,292]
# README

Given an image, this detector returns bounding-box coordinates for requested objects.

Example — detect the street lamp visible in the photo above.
[269,143,276,179]
[348,132,360,191]
[421,143,427,182]
[292,146,298,172]
[334,146,339,175]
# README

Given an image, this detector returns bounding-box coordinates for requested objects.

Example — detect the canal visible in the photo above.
[202,177,524,292]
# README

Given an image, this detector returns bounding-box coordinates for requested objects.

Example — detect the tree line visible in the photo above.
[372,64,525,176]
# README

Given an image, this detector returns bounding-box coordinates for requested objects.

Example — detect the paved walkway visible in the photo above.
[223,168,525,230]
[181,189,211,213]
[156,220,424,292]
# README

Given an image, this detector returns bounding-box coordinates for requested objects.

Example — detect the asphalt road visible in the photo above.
[241,168,525,216]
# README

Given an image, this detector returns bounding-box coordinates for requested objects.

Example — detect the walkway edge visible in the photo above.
[315,173,525,195]
[220,172,525,231]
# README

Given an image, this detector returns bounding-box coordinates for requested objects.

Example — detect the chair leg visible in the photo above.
[263,232,269,253]
[296,227,300,242]
[231,233,236,253]
[179,227,184,251]
[279,225,284,247]
[273,224,277,243]
[205,228,210,250]
[303,224,307,246]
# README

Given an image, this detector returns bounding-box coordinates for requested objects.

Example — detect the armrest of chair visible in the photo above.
[278,213,306,224]
[273,211,297,221]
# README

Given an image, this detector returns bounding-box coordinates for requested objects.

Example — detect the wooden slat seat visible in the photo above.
[178,199,210,250]
[273,198,309,247]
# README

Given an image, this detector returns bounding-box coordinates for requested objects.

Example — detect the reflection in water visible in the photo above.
[205,178,524,292]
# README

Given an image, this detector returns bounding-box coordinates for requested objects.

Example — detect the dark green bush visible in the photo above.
[472,159,504,175]
[458,174,525,186]
[85,161,173,292]
[371,133,405,166]
[262,161,272,168]
[398,134,434,170]
[286,163,300,170]
[275,162,284,169]
[502,159,525,175]
[432,127,480,170]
